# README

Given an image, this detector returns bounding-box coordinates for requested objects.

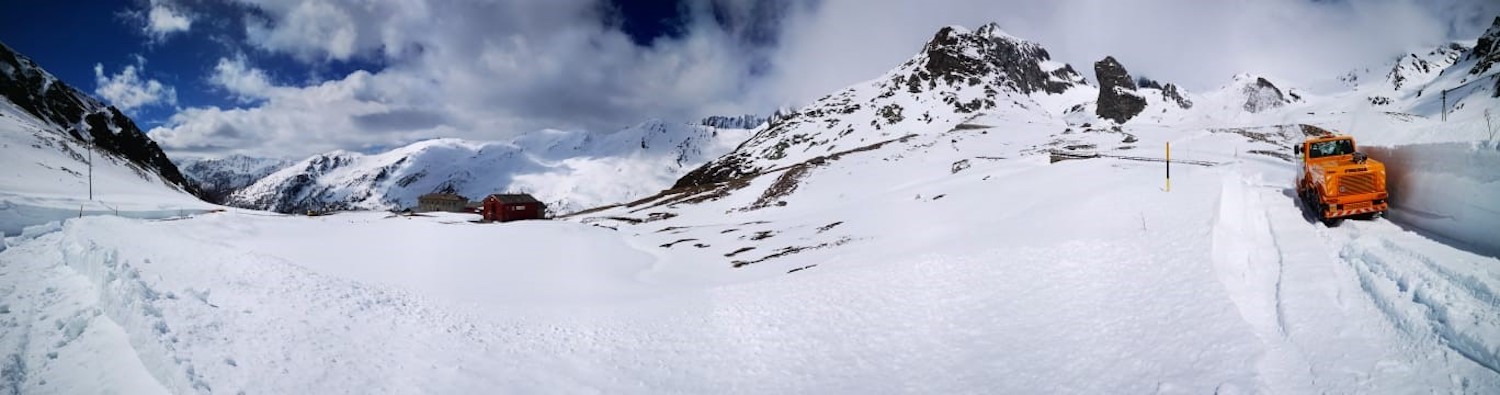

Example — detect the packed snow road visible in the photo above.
[1,154,1497,393]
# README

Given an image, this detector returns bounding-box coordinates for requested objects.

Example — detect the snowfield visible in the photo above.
[4,117,1498,392]
[4,19,1500,394]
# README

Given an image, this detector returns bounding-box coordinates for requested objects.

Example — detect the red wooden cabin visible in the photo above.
[482,194,546,222]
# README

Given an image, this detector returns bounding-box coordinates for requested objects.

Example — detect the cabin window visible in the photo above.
[1309,140,1354,158]
[512,205,525,211]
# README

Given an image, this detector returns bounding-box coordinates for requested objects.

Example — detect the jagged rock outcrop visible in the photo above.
[1161,83,1193,109]
[700,114,767,129]
[919,24,1086,96]
[1093,56,1147,123]
[1242,77,1289,113]
[1136,77,1163,90]
[1468,16,1500,76]
[0,41,201,197]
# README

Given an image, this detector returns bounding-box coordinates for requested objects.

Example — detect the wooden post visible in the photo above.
[1166,142,1171,192]
[87,143,93,201]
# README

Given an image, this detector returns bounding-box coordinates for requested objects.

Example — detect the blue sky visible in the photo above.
[1,0,691,128]
[1,0,1497,159]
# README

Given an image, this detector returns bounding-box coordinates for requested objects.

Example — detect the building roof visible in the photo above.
[486,193,542,204]
[419,192,467,201]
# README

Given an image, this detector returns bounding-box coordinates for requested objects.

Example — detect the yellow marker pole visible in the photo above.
[1165,142,1171,192]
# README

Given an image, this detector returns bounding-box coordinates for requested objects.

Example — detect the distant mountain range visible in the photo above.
[5,17,1497,221]
[214,120,754,215]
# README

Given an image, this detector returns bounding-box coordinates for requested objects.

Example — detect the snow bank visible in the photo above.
[1364,141,1500,257]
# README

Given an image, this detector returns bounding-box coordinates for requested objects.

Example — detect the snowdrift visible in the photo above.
[1365,141,1500,256]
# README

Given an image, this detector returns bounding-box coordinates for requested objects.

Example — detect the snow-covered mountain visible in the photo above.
[578,18,1500,278]
[5,16,1500,394]
[175,155,293,203]
[227,120,752,214]
[675,23,1091,188]
[0,41,211,235]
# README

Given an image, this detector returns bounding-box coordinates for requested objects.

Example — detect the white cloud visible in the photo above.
[757,0,1500,104]
[147,4,192,36]
[153,0,1500,158]
[210,56,279,101]
[156,0,766,158]
[94,57,178,113]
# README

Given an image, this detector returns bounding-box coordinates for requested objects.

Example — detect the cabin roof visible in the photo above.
[486,193,542,204]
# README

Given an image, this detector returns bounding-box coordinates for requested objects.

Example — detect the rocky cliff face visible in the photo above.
[0,41,201,197]
[1093,56,1146,123]
[1467,16,1500,76]
[701,114,768,130]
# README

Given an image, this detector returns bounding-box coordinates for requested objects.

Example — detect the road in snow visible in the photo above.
[2,142,1497,393]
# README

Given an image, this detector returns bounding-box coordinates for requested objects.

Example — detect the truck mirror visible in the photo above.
[1294,145,1303,154]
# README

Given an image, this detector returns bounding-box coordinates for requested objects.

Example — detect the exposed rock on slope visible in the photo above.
[701,114,768,129]
[1161,83,1193,109]
[1467,16,1500,76]
[1093,56,1147,123]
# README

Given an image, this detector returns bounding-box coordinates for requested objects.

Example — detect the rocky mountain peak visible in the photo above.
[1241,76,1291,113]
[919,24,1085,95]
[1468,16,1500,75]
[1093,56,1147,123]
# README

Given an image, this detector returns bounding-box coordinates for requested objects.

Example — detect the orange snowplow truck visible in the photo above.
[1295,135,1388,225]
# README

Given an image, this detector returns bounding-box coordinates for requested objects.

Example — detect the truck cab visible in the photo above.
[1295,135,1388,225]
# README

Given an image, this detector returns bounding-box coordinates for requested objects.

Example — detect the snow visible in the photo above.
[0,97,216,237]
[5,120,1497,392]
[3,20,1500,394]
[1363,141,1500,256]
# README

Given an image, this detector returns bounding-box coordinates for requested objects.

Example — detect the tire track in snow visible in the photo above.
[1339,231,1500,375]
[1210,175,1319,391]
[0,227,172,394]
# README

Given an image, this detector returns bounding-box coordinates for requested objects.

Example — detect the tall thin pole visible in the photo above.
[1441,90,1447,122]
[88,143,93,201]
[1165,142,1171,192]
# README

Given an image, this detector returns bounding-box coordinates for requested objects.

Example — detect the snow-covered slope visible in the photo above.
[175,155,292,203]
[0,41,211,236]
[227,120,752,214]
[3,18,1500,394]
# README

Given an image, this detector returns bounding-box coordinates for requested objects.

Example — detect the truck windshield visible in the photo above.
[1309,139,1354,158]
